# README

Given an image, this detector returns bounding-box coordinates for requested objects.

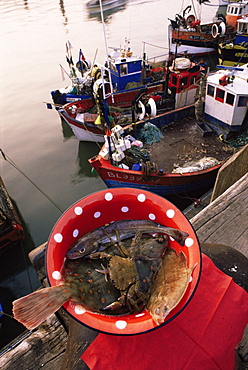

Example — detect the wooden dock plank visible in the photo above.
[0,315,67,370]
[191,173,248,257]
[211,144,248,202]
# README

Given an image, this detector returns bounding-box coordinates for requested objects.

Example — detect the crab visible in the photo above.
[88,230,169,313]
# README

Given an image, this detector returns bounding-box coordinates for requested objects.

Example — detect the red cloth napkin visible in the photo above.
[82,254,248,370]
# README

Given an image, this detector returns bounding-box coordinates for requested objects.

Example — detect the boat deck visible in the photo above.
[147,118,236,173]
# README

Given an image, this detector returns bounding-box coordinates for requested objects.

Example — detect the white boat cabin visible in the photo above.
[236,16,248,43]
[226,1,248,30]
[204,64,248,137]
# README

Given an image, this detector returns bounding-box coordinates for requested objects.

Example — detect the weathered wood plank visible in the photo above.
[0,315,67,370]
[60,317,99,370]
[211,144,248,202]
[191,173,248,257]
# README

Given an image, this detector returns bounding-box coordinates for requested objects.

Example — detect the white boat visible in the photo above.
[204,64,248,137]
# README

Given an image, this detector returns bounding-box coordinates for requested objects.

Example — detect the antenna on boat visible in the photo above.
[99,0,114,103]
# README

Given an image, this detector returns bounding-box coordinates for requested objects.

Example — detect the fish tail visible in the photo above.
[13,285,71,330]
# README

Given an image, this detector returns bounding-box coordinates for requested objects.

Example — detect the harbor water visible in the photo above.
[0,0,218,350]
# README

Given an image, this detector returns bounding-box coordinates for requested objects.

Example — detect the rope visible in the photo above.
[0,149,64,213]
[142,41,169,50]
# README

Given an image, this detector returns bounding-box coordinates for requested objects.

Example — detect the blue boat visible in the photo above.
[51,40,167,106]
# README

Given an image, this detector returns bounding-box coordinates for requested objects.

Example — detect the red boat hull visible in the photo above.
[89,155,221,196]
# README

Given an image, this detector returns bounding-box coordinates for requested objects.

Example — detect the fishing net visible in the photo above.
[122,146,150,167]
[137,122,163,145]
[227,128,248,148]
[172,157,220,173]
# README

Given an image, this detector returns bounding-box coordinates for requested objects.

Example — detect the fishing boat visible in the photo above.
[88,64,248,197]
[0,177,24,253]
[169,0,239,56]
[86,0,126,14]
[218,1,248,66]
[51,39,167,106]
[57,57,205,142]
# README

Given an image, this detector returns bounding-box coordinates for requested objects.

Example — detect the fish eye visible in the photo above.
[155,307,161,315]
[79,247,86,254]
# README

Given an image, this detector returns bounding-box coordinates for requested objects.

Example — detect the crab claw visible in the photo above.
[101,295,126,311]
[101,300,123,311]
[95,263,109,282]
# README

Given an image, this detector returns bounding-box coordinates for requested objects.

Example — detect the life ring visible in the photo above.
[219,21,226,36]
[186,15,195,26]
[93,79,111,97]
[137,101,146,120]
[211,23,220,38]
[147,98,157,117]
[136,98,157,120]
[91,66,102,81]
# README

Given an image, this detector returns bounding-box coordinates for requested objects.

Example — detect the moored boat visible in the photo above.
[0,177,24,253]
[57,57,205,142]
[218,6,248,66]
[203,64,248,137]
[88,64,247,197]
[51,39,167,106]
[169,0,241,56]
[86,0,126,14]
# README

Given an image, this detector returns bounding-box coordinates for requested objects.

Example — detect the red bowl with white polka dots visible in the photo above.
[46,188,201,335]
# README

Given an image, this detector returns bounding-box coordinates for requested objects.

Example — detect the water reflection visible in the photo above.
[23,0,28,10]
[86,0,128,22]
[60,117,75,140]
[72,141,101,182]
[59,0,68,27]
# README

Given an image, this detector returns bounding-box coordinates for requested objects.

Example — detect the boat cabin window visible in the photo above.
[215,88,225,103]
[238,96,248,107]
[178,76,188,91]
[226,92,235,106]
[120,63,128,75]
[234,7,238,14]
[207,84,215,97]
[190,75,196,85]
[109,60,117,72]
[238,22,248,33]
[239,7,242,15]
[171,75,177,86]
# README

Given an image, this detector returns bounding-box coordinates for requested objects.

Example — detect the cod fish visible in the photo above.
[67,219,189,259]
[147,248,197,326]
[13,258,122,331]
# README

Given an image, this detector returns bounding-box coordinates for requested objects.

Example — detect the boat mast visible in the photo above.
[99,0,114,103]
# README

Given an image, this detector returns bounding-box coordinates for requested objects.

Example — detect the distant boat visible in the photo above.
[168,0,240,56]
[89,64,247,197]
[86,0,126,14]
[0,177,24,253]
[218,2,248,66]
[57,57,205,142]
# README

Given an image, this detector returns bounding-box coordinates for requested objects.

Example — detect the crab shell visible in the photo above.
[108,235,169,300]
[109,256,138,291]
